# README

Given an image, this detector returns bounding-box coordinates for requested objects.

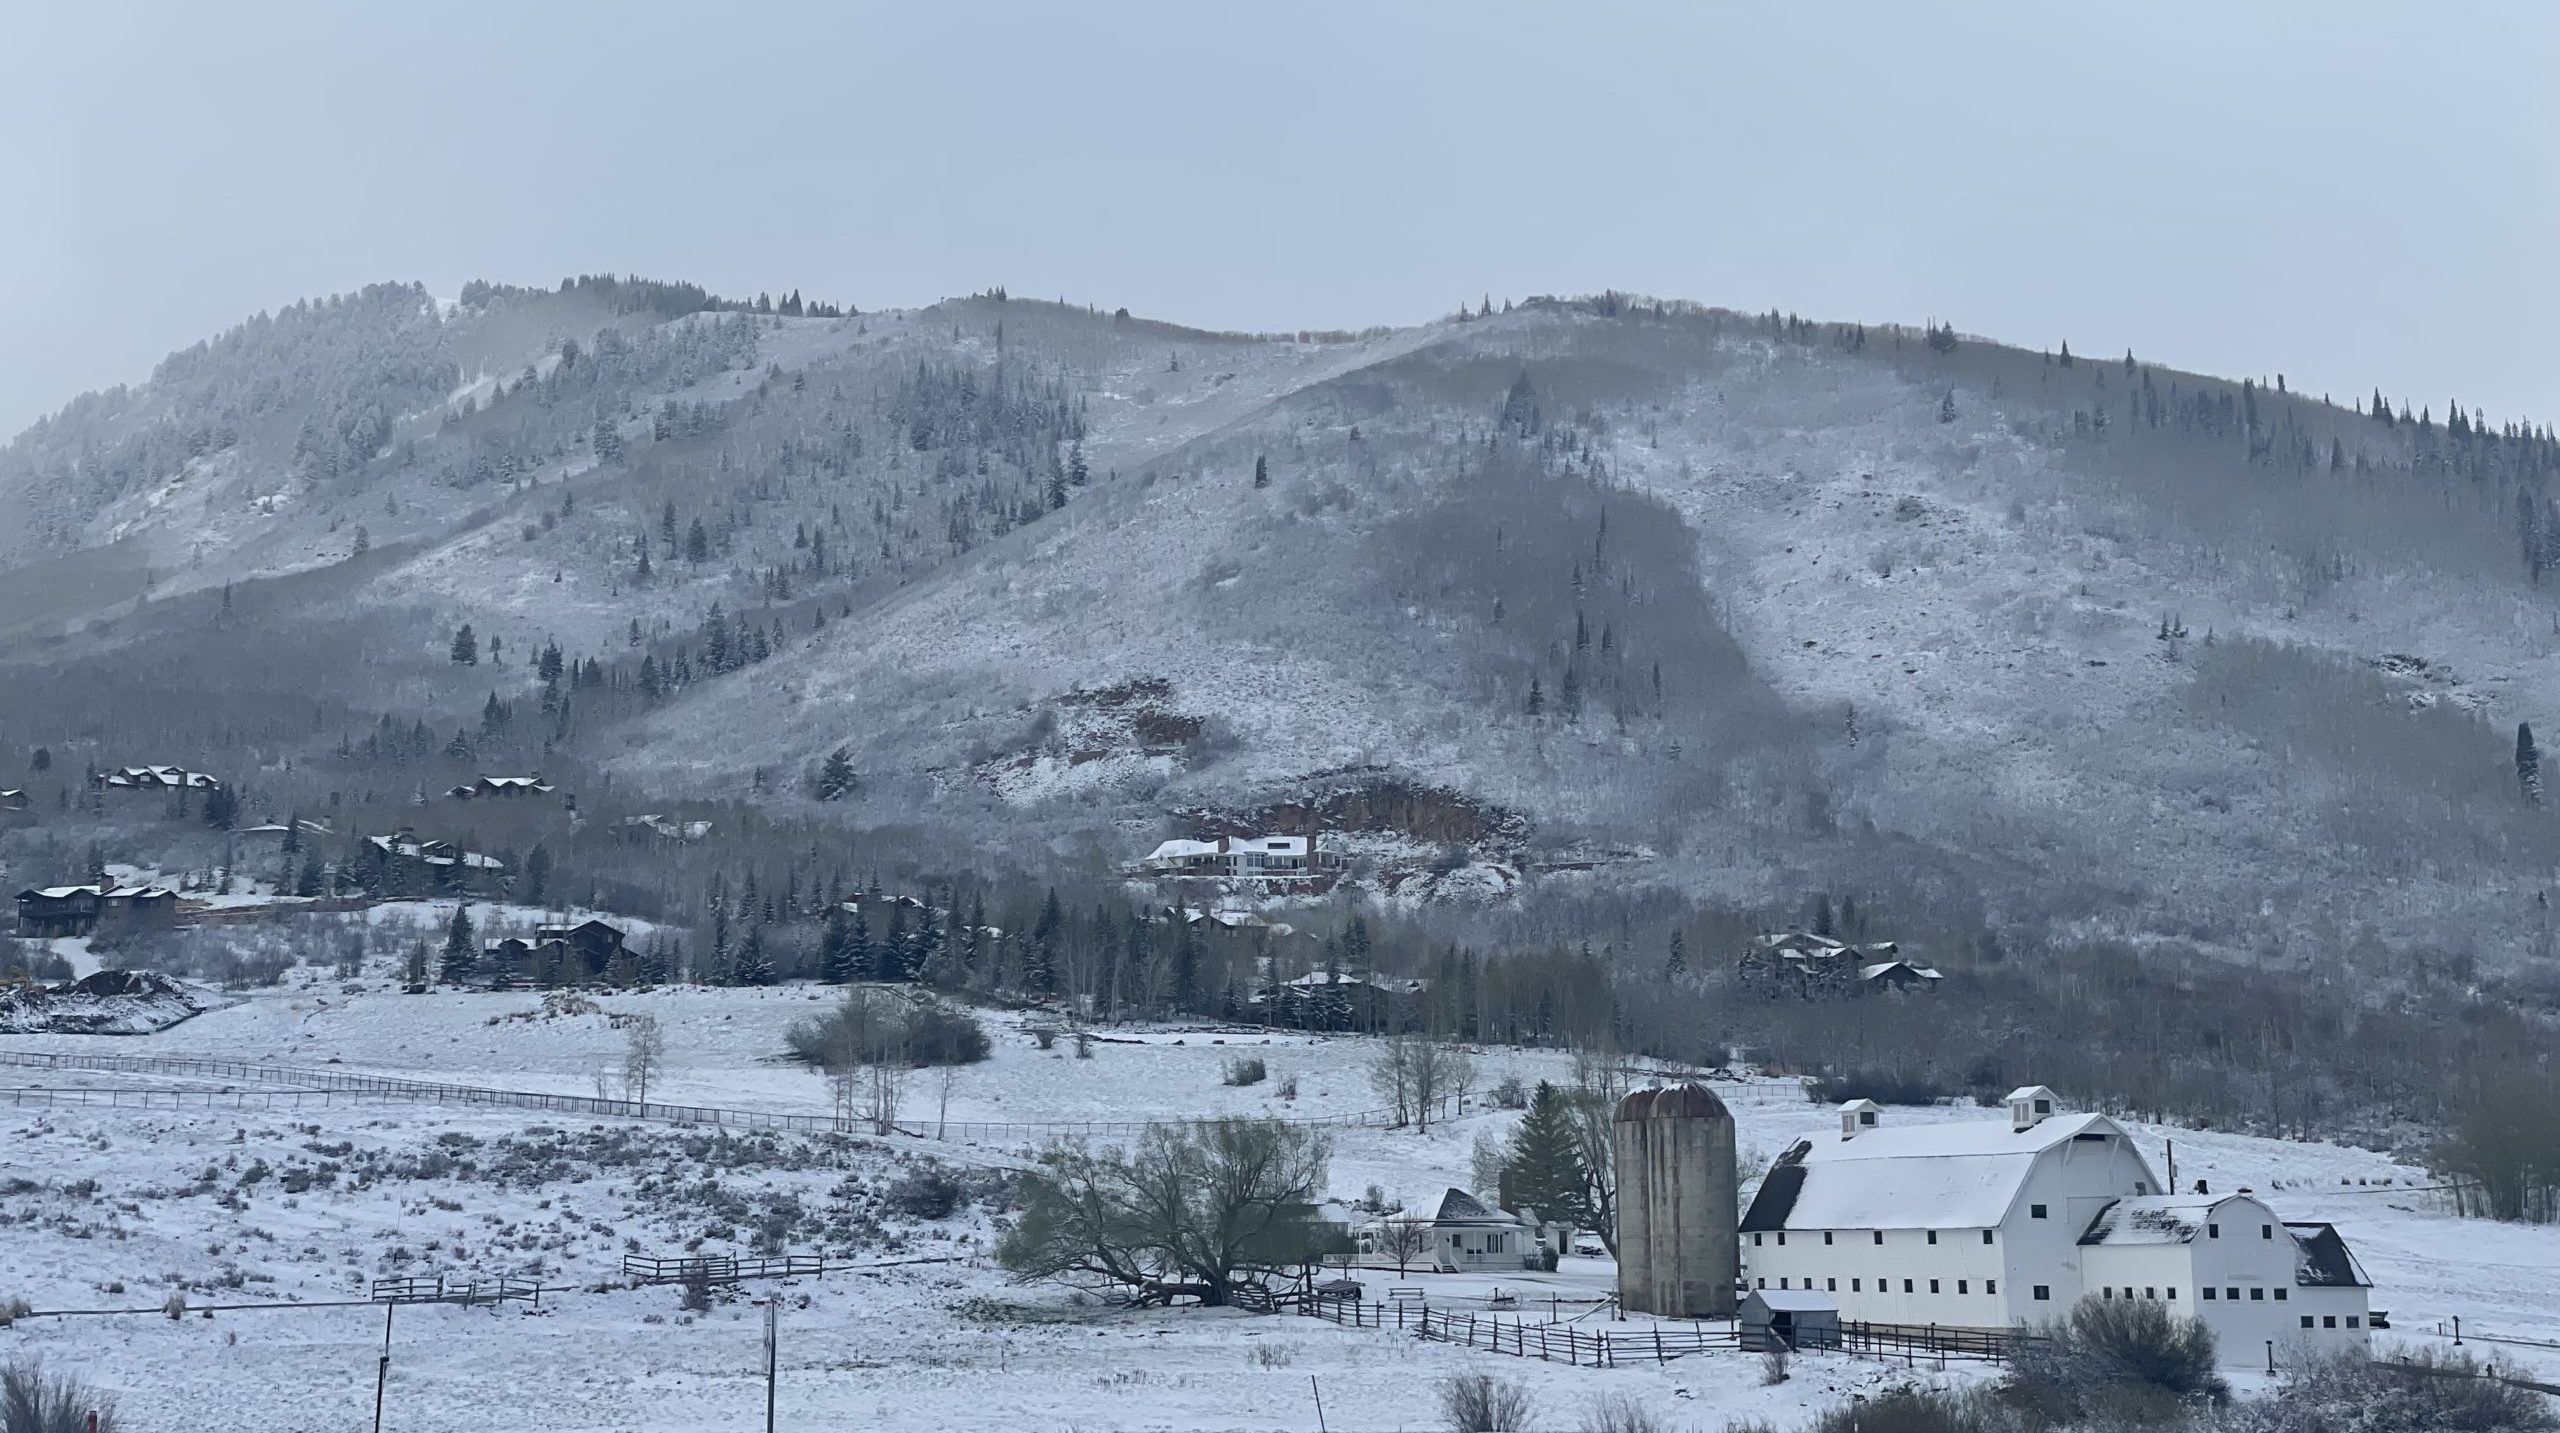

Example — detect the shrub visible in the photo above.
[785,994,990,1068]
[2009,1295,2226,1424]
[1030,1026,1058,1051]
[678,1266,714,1313]
[1074,1031,1093,1059]
[1761,1343,1791,1385]
[1248,1343,1293,1368]
[1807,1068,1959,1106]
[1276,1074,1298,1099]
[161,1294,186,1320]
[1579,1393,1668,1433]
[1804,1388,2012,1433]
[1492,1076,1527,1110]
[2222,1349,2559,1433]
[1440,1373,1534,1432]
[2,1359,120,1432]
[1223,1056,1267,1087]
[0,1297,28,1327]
[885,1168,964,1221]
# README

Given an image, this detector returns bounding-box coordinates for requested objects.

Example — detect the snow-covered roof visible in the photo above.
[2078,1193,2257,1247]
[1143,839,1223,863]
[1742,1110,2131,1232]
[2286,1223,2372,1288]
[1859,960,1943,981]
[1280,970,1425,994]
[1401,1187,1526,1227]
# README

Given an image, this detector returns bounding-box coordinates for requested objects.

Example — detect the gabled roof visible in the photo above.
[1403,1187,1523,1226]
[2078,1193,2262,1247]
[1859,960,1943,981]
[1741,1110,2138,1232]
[2286,1223,2371,1288]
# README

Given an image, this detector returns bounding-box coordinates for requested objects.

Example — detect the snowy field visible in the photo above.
[4,945,2558,1429]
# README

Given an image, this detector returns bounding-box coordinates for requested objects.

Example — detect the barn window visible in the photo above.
[2032,1285,2051,1301]
[2227,1288,2240,1301]
[1872,1231,1884,1245]
[1981,1230,1994,1245]
[1903,1279,1914,1293]
[2202,1288,2217,1301]
[1827,1278,1837,1292]
[2274,1289,2287,1302]
[1957,1280,1968,1294]
[2346,1316,2361,1329]
[1927,1231,1938,1245]
[2100,1287,2112,1300]
[1852,1279,1861,1292]
[1929,1280,1940,1294]
[2031,1204,2048,1219]
[2208,1223,2220,1239]
[1776,1232,1786,1246]
[2323,1316,2337,1329]
[1756,1278,1766,1289]
[2167,1288,2178,1299]
[1986,1280,1998,1295]
[1779,1278,1789,1290]
[1753,1233,1763,1247]
[2300,1316,2314,1329]
[2146,1287,2157,1300]
[2262,1225,2274,1240]
[2249,1288,2264,1302]
[2136,1182,2149,1194]
[1823,1232,1834,1246]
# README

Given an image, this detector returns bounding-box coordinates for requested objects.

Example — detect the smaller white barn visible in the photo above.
[2078,1192,2374,1359]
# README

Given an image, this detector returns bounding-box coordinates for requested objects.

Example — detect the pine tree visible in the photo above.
[1665,930,1686,982]
[2521,722,2543,806]
[734,923,773,985]
[524,844,552,904]
[201,785,237,831]
[685,518,710,563]
[1029,888,1064,995]
[814,747,857,801]
[1253,454,1270,489]
[440,905,478,982]
[1499,1082,1595,1227]
[1938,392,1959,425]
[820,905,856,982]
[450,624,478,665]
[1525,676,1544,716]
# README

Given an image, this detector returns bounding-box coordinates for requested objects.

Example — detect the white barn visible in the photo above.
[1738,1086,2373,1364]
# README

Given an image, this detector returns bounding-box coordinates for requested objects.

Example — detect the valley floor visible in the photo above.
[3,923,2556,1429]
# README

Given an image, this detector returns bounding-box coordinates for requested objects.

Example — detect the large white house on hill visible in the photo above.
[1738,1087,2373,1364]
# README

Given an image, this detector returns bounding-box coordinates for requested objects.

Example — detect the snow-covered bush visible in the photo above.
[2215,1349,2558,1433]
[1438,1372,1534,1432]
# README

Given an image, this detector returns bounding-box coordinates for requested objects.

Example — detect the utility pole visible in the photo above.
[763,1296,778,1433]
[373,1301,394,1433]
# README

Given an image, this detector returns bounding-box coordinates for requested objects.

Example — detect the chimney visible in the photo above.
[2007,1085,2058,1133]
[1839,1098,1881,1140]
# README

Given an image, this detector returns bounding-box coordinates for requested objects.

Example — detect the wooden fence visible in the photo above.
[620,1253,827,1287]
[369,1274,546,1307]
[1270,1296,2031,1370]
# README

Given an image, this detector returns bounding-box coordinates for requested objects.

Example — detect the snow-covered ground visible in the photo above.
[4,961,2557,1429]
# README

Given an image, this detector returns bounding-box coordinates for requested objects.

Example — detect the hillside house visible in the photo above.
[1740,931,1925,996]
[1140,834,1346,881]
[1258,969,1425,1031]
[1356,1188,1544,1272]
[537,919,628,976]
[449,775,557,801]
[1738,1087,2374,1364]
[365,830,507,893]
[623,813,712,842]
[91,765,221,793]
[1857,959,1944,992]
[14,884,179,938]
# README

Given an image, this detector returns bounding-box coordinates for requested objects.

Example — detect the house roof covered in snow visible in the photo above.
[1143,839,1223,863]
[2285,1223,2371,1288]
[1858,960,1943,982]
[1402,1187,1526,1227]
[1742,1110,2131,1232]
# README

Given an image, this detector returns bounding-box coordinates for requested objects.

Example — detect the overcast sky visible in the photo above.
[5,3,2555,434]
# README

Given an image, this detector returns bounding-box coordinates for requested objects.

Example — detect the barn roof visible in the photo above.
[2077,1193,2260,1246]
[1745,1287,1840,1313]
[1741,1111,2130,1231]
[2286,1223,2372,1288]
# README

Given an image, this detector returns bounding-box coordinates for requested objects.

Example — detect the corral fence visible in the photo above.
[621,1253,827,1287]
[369,1274,546,1307]
[0,1049,1488,1145]
[1260,1295,2034,1369]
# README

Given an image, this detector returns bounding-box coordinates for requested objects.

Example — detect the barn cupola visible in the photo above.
[1839,1098,1882,1140]
[2006,1085,2058,1133]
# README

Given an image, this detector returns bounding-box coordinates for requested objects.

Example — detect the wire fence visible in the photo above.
[0,1049,1508,1146]
[1264,1294,2030,1369]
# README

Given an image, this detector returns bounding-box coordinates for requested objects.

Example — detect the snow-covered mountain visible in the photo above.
[6,283,2556,966]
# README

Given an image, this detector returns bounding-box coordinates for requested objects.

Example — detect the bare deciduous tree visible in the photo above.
[621,1012,664,1107]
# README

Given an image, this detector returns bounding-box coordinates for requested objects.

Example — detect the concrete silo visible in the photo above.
[1612,1082,1738,1318]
